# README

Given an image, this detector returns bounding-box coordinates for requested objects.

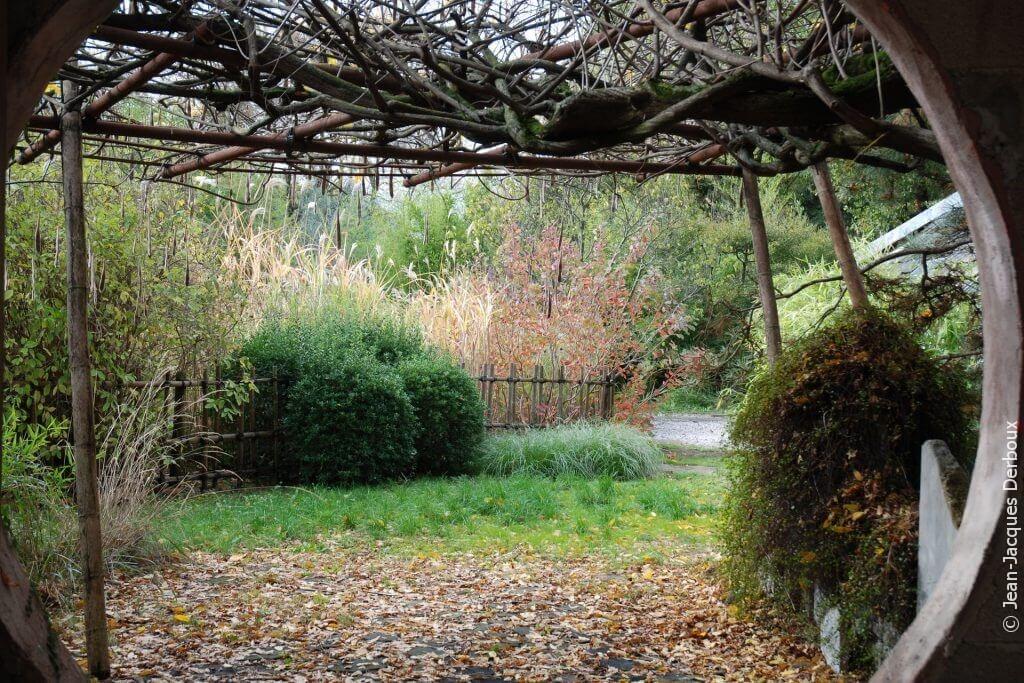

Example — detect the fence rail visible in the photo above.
[122,364,614,488]
[474,364,614,428]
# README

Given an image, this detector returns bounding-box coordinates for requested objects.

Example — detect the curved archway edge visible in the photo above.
[3,2,1023,680]
[844,2,1024,679]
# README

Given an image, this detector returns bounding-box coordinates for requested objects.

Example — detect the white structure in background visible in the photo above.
[863,193,964,255]
[859,193,973,283]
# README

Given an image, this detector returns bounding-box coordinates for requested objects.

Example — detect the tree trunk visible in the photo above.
[61,88,111,680]
[741,169,783,364]
[811,162,870,310]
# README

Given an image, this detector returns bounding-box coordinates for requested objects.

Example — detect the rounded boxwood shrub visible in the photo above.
[397,354,485,475]
[722,309,975,673]
[240,310,425,384]
[284,352,416,484]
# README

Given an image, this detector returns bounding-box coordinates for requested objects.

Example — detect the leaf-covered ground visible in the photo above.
[59,543,840,681]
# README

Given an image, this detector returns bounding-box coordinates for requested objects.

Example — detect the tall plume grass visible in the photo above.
[2,369,203,605]
[215,204,495,364]
[402,272,496,370]
[215,205,394,328]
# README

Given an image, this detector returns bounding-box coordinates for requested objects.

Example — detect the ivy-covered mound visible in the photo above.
[722,310,975,673]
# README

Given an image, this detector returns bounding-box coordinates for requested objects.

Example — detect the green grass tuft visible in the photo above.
[475,424,662,480]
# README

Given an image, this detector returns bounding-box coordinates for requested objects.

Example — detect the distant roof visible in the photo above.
[863,193,965,256]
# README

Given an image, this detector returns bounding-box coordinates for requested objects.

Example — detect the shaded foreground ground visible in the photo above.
[60,546,837,681]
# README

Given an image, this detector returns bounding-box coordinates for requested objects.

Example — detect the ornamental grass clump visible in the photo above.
[477,423,662,480]
[722,309,975,673]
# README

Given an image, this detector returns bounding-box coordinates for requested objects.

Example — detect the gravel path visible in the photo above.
[652,413,729,449]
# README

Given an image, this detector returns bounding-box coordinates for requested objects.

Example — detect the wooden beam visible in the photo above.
[24,116,745,177]
[404,145,508,187]
[404,142,726,189]
[811,161,870,310]
[160,111,358,179]
[741,168,782,363]
[18,24,213,164]
[60,88,111,680]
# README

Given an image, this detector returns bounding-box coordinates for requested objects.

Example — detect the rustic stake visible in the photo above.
[506,364,517,427]
[61,88,111,680]
[272,370,281,483]
[811,161,870,310]
[556,366,566,423]
[741,168,783,364]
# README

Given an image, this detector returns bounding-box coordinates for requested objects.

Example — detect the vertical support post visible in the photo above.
[213,363,222,488]
[506,363,517,428]
[741,169,782,364]
[601,373,612,420]
[200,370,209,491]
[556,366,566,424]
[811,161,870,311]
[578,372,588,421]
[606,374,615,420]
[529,366,541,425]
[248,383,256,478]
[171,371,185,480]
[234,382,244,488]
[486,363,495,427]
[272,370,280,484]
[61,86,111,680]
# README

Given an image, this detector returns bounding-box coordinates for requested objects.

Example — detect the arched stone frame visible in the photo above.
[845,2,1024,679]
[2,1,1022,679]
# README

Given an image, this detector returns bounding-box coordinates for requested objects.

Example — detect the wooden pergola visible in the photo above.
[3,1,979,681]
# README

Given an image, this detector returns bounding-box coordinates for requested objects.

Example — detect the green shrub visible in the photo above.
[0,410,76,601]
[239,309,425,384]
[477,423,662,480]
[722,309,974,673]
[285,353,416,484]
[397,355,485,475]
[237,310,433,482]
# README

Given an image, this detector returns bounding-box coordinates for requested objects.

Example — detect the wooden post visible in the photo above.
[248,383,256,479]
[61,87,111,680]
[200,370,209,491]
[171,370,185,480]
[811,161,870,310]
[529,366,542,425]
[213,363,222,488]
[741,169,783,364]
[506,364,517,428]
[556,366,566,424]
[601,373,613,420]
[578,372,588,421]
[272,369,281,483]
[486,363,495,426]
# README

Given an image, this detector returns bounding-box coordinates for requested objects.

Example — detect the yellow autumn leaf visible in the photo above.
[798,550,816,563]
[172,613,191,623]
[851,510,868,521]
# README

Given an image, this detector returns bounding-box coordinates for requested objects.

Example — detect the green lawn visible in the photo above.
[155,472,724,558]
